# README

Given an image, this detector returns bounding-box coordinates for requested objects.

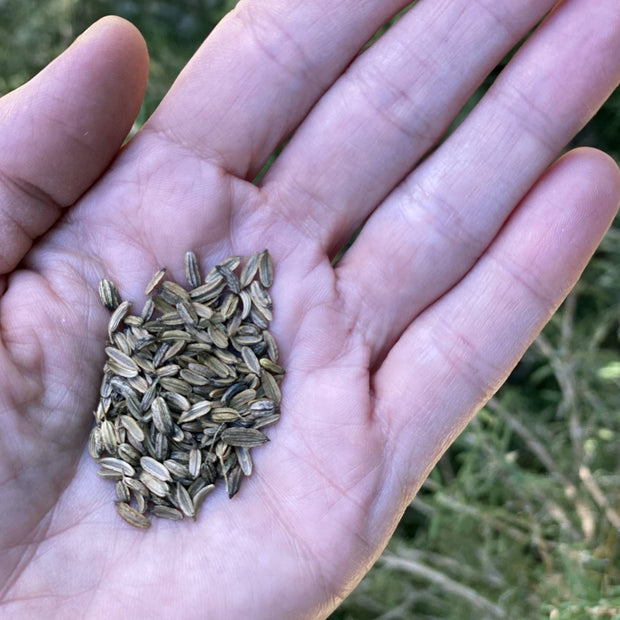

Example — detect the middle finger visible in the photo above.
[263,0,558,252]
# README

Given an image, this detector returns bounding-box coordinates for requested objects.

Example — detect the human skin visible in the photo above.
[0,1,618,618]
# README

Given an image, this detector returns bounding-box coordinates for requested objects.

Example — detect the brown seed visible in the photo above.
[259,358,284,375]
[118,443,143,465]
[116,480,131,503]
[236,447,253,476]
[184,251,201,289]
[176,482,195,518]
[250,399,276,416]
[139,471,170,498]
[211,407,240,423]
[105,347,140,376]
[88,427,104,459]
[164,459,191,480]
[226,464,243,498]
[176,299,198,326]
[145,267,167,296]
[98,279,121,310]
[160,280,191,304]
[192,484,215,515]
[140,456,172,482]
[177,400,212,424]
[258,250,273,287]
[120,415,145,443]
[108,300,132,336]
[101,420,117,454]
[188,448,202,479]
[151,505,184,521]
[125,477,149,496]
[241,346,261,375]
[98,457,136,477]
[151,397,174,435]
[221,427,269,448]
[179,368,210,386]
[261,369,282,404]
[240,252,260,288]
[253,413,281,429]
[116,502,151,529]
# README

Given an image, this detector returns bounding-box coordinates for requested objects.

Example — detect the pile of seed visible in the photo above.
[90,250,283,529]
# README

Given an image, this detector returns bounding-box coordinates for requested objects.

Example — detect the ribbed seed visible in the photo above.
[140,456,172,482]
[116,502,151,529]
[221,427,269,448]
[94,251,284,527]
[184,251,201,289]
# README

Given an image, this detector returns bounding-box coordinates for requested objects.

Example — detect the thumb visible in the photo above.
[0,16,149,274]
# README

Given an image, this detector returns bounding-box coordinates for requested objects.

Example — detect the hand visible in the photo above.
[0,3,618,617]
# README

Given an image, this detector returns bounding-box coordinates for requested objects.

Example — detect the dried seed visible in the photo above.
[221,427,269,448]
[241,346,261,375]
[236,447,253,476]
[105,347,139,376]
[145,267,167,296]
[108,300,132,336]
[253,413,280,429]
[159,377,193,396]
[116,480,131,503]
[226,464,243,498]
[184,251,201,289]
[193,484,215,515]
[216,264,240,294]
[151,397,174,435]
[211,407,240,423]
[101,420,117,454]
[177,400,212,424]
[164,459,191,480]
[125,477,149,496]
[140,456,172,482]
[259,358,284,375]
[88,427,104,459]
[118,443,143,465]
[179,368,210,386]
[240,252,260,287]
[118,415,145,444]
[98,457,136,477]
[99,279,121,310]
[161,280,191,303]
[188,448,202,479]
[151,505,184,521]
[250,399,276,416]
[116,502,151,529]
[258,250,273,287]
[261,369,282,404]
[176,482,195,518]
[140,297,155,321]
[139,471,170,498]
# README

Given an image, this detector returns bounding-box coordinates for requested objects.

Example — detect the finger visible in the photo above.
[373,148,620,492]
[336,0,620,362]
[0,16,148,275]
[263,0,558,250]
[144,0,408,179]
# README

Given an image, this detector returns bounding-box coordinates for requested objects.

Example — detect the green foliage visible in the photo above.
[1,2,619,618]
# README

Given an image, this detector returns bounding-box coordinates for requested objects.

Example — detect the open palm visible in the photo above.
[1,2,619,618]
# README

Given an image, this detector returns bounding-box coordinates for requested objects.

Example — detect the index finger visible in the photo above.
[143,0,409,179]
